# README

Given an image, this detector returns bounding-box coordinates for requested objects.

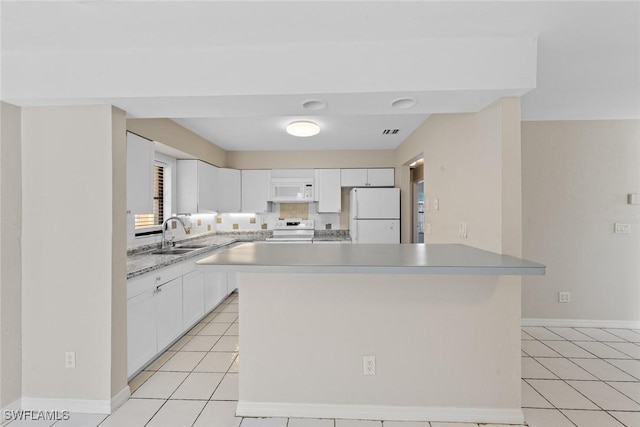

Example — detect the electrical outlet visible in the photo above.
[363,355,376,376]
[614,223,631,234]
[425,199,430,211]
[65,351,76,368]
[433,198,439,211]
[459,222,468,238]
[558,291,571,303]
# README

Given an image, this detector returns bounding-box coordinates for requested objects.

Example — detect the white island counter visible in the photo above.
[197,243,544,424]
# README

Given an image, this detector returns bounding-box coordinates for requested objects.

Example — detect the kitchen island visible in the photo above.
[197,243,544,424]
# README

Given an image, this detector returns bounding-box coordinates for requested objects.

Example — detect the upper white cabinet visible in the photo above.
[316,169,341,213]
[367,168,395,187]
[126,132,154,214]
[341,168,394,187]
[340,168,368,188]
[218,168,242,213]
[241,169,271,213]
[176,160,219,213]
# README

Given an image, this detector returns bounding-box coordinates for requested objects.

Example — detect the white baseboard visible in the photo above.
[1,398,21,412]
[21,386,130,415]
[237,401,524,425]
[110,386,130,413]
[522,318,640,329]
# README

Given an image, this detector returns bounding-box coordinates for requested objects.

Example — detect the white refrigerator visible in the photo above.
[349,187,400,243]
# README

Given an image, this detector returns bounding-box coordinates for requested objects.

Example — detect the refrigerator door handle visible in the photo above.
[354,192,359,219]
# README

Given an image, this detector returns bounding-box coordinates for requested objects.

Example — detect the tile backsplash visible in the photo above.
[216,203,341,232]
[128,203,342,249]
[127,213,218,249]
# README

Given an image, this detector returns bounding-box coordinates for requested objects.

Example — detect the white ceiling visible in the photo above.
[2,1,639,151]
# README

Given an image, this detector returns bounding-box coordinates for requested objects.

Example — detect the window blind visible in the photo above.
[135,164,164,229]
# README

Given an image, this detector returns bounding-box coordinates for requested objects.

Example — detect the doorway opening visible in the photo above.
[410,158,425,243]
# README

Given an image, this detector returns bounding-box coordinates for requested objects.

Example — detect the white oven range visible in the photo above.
[265,219,314,243]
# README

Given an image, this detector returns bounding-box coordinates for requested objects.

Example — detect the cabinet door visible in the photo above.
[341,169,368,187]
[198,162,219,213]
[367,168,395,187]
[127,290,157,377]
[227,272,238,294]
[241,170,271,213]
[317,169,341,213]
[219,168,242,213]
[126,132,154,214]
[182,271,204,329]
[204,272,228,312]
[156,277,183,351]
[177,160,198,214]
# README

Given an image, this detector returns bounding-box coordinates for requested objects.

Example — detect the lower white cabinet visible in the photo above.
[182,271,205,330]
[204,272,228,312]
[227,272,238,294]
[127,250,238,378]
[127,289,157,377]
[156,277,183,351]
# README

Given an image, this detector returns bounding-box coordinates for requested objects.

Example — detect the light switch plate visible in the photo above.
[614,223,631,234]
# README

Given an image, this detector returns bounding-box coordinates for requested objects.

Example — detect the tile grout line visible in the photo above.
[122,293,239,427]
[190,295,240,427]
[534,327,617,413]
[538,326,640,424]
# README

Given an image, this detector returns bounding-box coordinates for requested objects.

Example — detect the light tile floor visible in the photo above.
[5,293,639,426]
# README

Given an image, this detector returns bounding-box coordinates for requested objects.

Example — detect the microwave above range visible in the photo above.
[270,178,315,203]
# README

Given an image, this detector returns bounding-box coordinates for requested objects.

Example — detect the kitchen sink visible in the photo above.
[151,248,195,255]
[176,244,208,249]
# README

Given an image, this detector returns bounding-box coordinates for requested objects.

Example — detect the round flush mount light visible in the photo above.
[302,99,328,110]
[286,121,320,137]
[391,97,418,109]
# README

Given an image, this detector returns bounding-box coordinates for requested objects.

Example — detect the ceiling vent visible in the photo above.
[382,129,400,135]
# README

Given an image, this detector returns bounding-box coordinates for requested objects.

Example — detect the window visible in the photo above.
[135,163,165,232]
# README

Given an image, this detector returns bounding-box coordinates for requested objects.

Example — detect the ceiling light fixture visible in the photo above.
[391,97,418,109]
[286,121,320,137]
[302,99,328,110]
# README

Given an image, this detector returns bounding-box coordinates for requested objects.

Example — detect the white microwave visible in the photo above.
[270,178,315,202]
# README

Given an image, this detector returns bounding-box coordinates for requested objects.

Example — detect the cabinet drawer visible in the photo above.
[128,262,185,299]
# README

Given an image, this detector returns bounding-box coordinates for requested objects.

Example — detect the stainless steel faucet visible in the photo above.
[162,216,190,248]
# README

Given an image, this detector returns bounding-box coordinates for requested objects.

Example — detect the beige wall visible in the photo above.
[395,100,522,250]
[110,108,128,399]
[21,105,126,403]
[0,102,22,408]
[127,118,227,167]
[227,149,395,170]
[239,272,522,423]
[522,120,640,322]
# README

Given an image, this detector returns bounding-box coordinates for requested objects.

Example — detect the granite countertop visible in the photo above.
[197,243,545,276]
[127,235,237,279]
[312,230,351,242]
[127,229,352,279]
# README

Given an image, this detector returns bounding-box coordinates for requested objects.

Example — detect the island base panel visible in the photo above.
[236,273,523,424]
